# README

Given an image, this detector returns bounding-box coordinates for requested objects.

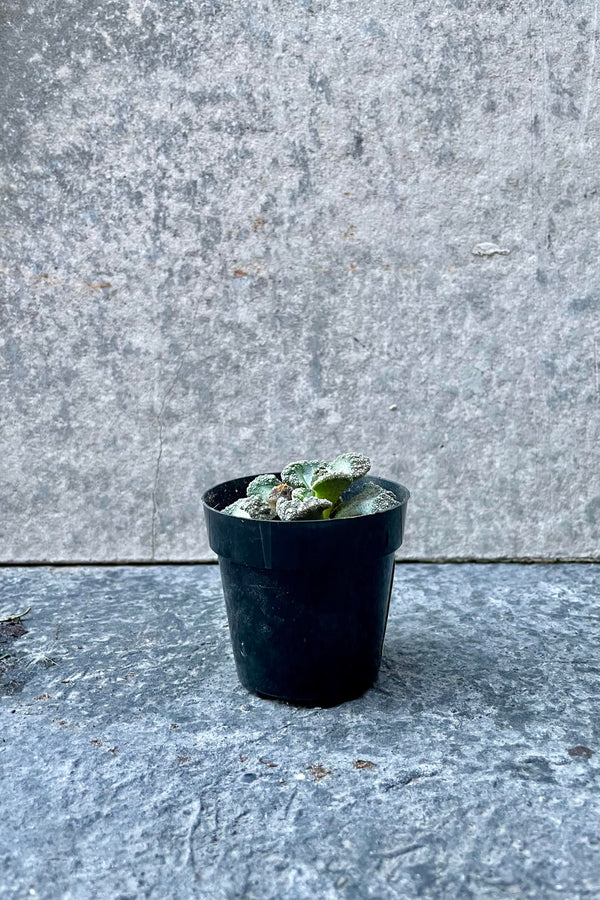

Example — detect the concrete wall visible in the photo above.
[1,1,598,562]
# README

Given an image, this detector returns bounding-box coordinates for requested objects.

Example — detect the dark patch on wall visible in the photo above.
[351,133,364,159]
[569,294,598,314]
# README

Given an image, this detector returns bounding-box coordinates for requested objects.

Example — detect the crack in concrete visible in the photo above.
[151,302,201,559]
[183,799,202,872]
[151,414,166,560]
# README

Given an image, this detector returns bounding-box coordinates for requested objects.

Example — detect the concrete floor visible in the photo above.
[0,564,598,899]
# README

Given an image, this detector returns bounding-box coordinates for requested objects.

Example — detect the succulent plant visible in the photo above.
[222,452,400,521]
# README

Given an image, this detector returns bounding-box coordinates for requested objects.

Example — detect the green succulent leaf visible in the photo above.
[246,474,282,501]
[247,474,291,511]
[275,495,332,521]
[291,486,314,502]
[311,452,371,504]
[332,481,400,519]
[222,496,276,520]
[280,459,325,491]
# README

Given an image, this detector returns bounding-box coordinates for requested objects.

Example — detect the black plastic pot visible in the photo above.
[202,474,410,707]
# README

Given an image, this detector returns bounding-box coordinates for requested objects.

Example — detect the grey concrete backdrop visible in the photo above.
[0,1,598,562]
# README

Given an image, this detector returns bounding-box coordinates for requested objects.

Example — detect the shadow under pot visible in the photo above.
[202,474,410,708]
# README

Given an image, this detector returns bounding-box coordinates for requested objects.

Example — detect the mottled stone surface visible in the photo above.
[0,563,598,898]
[0,2,598,561]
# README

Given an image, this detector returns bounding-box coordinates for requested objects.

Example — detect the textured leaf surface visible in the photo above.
[222,496,276,520]
[290,486,313,502]
[280,459,324,491]
[246,474,282,501]
[311,453,371,504]
[333,482,400,519]
[275,495,332,521]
